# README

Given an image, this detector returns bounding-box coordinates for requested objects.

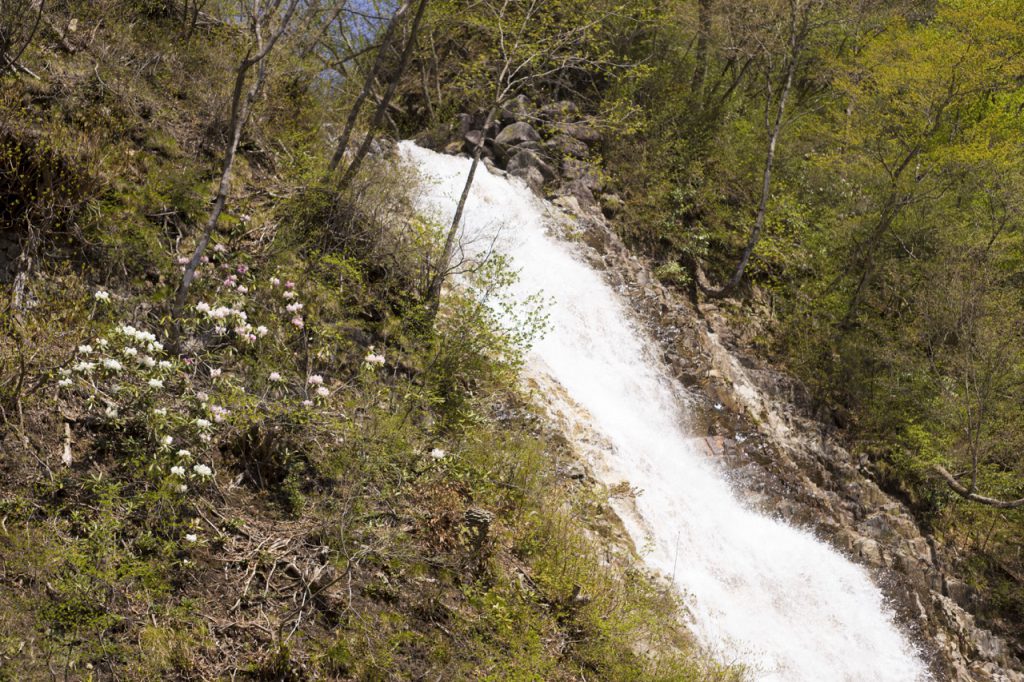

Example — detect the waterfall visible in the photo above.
[402,142,931,682]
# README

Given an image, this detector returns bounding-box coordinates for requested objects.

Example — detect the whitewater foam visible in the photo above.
[402,141,930,682]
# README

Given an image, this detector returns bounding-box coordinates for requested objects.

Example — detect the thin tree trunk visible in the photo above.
[425,105,499,314]
[326,0,411,175]
[702,3,800,299]
[0,0,44,76]
[690,0,711,105]
[172,0,299,321]
[336,0,428,189]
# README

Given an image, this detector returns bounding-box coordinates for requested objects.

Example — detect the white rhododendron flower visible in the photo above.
[94,290,111,302]
[58,378,73,387]
[316,386,329,397]
[103,358,123,371]
[307,374,323,385]
[184,533,198,543]
[195,418,211,429]
[148,378,164,389]
[193,463,212,477]
[160,435,173,446]
[78,344,93,354]
[176,449,192,458]
[170,465,185,477]
[430,448,446,461]
[269,372,283,382]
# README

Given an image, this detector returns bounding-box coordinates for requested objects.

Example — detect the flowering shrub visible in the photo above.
[55,263,357,543]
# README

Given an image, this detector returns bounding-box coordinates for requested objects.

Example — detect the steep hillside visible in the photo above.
[0,2,735,679]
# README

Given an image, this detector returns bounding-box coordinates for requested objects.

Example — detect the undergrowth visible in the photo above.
[0,2,739,679]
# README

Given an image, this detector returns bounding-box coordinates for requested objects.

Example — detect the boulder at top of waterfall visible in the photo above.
[496,139,543,165]
[561,158,603,191]
[546,134,590,159]
[554,120,602,144]
[500,94,532,123]
[539,100,579,121]
[510,165,544,194]
[483,157,506,177]
[456,112,474,137]
[495,121,541,147]
[463,130,495,159]
[558,178,602,218]
[507,148,555,182]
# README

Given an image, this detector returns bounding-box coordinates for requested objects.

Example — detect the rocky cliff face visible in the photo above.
[578,215,1024,682]
[424,103,1024,681]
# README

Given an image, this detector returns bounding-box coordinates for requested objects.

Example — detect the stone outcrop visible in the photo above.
[435,96,608,217]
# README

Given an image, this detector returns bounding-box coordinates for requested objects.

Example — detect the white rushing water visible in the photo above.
[402,142,930,682]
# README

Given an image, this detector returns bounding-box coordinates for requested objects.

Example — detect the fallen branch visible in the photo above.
[933,465,1024,509]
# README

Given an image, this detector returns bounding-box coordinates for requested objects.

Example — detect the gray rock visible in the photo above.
[495,139,543,165]
[495,121,541,147]
[462,130,494,159]
[500,94,531,123]
[509,165,544,194]
[561,158,602,190]
[483,157,506,177]
[562,178,601,217]
[456,112,474,137]
[464,129,484,148]
[546,134,590,159]
[506,148,555,182]
[555,120,601,143]
[540,100,579,121]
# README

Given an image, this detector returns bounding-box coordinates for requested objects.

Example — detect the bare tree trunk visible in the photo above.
[325,0,411,175]
[172,0,299,321]
[690,0,711,104]
[0,0,44,76]
[702,1,800,299]
[424,105,498,315]
[336,0,429,189]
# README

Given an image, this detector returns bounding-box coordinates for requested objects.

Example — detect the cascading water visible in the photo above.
[402,141,931,682]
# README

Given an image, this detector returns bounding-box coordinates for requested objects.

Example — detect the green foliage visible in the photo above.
[0,3,738,677]
[598,0,1024,644]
